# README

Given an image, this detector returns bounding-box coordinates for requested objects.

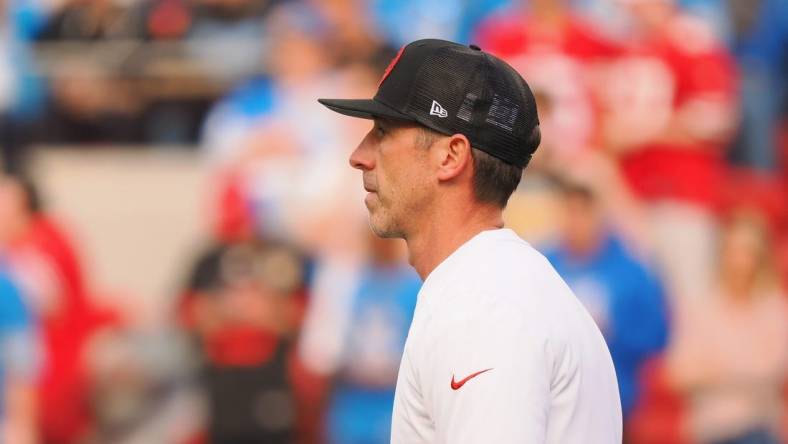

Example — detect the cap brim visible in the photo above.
[317,98,414,121]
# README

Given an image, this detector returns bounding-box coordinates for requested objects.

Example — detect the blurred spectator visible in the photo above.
[201,2,374,255]
[0,174,87,319]
[667,210,788,444]
[600,0,738,306]
[0,174,109,443]
[0,270,40,444]
[199,2,331,172]
[474,0,622,164]
[543,177,668,418]
[197,14,392,442]
[181,240,308,444]
[323,233,419,444]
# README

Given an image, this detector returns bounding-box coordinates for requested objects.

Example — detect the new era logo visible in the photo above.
[430,100,448,118]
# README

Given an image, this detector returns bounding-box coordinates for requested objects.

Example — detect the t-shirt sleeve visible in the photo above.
[425,311,552,443]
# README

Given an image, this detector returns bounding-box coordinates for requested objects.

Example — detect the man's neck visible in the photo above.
[405,203,504,280]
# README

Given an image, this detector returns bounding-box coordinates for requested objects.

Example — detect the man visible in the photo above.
[319,39,621,443]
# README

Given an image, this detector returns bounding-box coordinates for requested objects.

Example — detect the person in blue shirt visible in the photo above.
[326,234,421,444]
[0,270,40,443]
[542,178,669,418]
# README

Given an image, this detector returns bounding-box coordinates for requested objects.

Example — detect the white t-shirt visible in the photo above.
[391,229,622,443]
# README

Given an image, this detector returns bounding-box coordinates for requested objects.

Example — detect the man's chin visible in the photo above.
[368,217,403,239]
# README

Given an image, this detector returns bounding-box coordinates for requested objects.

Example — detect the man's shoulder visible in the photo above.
[468,228,549,265]
[421,232,577,329]
[424,233,554,295]
[473,232,567,291]
[440,231,569,289]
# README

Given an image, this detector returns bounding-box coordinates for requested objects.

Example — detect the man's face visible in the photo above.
[349,118,434,238]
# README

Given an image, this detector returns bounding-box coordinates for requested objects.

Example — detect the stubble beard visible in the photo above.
[367,194,406,239]
[369,219,405,239]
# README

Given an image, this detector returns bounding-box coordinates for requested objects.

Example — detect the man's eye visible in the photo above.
[376,125,386,136]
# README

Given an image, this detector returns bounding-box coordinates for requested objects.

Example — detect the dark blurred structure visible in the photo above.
[33,0,285,145]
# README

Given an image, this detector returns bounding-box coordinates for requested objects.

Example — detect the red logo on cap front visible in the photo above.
[378,46,405,87]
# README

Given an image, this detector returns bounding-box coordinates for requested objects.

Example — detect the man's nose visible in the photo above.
[349,138,374,171]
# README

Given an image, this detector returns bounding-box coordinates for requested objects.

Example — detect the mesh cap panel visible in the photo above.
[406,44,539,167]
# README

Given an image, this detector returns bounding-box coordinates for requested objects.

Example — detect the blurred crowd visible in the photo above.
[0,0,787,443]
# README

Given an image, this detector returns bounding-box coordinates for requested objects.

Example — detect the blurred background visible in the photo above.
[0,0,786,443]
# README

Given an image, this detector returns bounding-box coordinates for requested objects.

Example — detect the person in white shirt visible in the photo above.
[319,38,622,444]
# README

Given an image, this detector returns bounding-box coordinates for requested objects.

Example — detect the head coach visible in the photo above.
[319,39,622,443]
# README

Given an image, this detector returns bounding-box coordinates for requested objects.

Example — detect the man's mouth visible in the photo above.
[363,175,377,193]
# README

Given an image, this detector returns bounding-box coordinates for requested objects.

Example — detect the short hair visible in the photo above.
[419,126,539,208]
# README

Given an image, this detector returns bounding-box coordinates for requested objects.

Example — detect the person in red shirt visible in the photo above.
[474,0,621,164]
[0,175,110,443]
[600,0,738,306]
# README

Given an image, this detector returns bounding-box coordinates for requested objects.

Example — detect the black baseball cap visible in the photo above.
[318,38,540,168]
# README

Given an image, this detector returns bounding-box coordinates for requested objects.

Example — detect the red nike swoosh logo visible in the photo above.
[450,368,493,390]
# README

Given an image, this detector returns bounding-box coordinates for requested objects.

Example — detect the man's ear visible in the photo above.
[433,133,473,182]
